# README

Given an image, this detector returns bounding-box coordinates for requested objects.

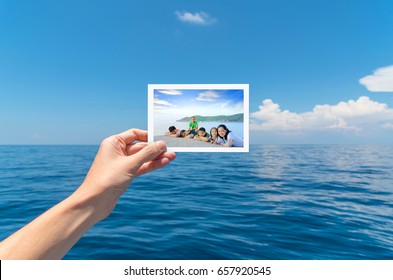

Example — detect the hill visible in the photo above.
[176,113,243,122]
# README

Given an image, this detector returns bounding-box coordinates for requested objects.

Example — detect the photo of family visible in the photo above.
[148,84,249,152]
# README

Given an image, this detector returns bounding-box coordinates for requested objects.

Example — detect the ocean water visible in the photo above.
[0,145,393,260]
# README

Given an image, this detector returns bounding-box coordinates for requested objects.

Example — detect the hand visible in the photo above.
[0,128,176,260]
[76,128,176,220]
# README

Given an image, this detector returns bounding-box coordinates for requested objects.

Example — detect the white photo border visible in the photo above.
[148,84,249,153]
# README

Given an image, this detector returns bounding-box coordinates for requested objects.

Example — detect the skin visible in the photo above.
[178,131,191,138]
[165,128,179,137]
[210,128,218,144]
[194,130,209,142]
[184,130,194,138]
[218,127,233,147]
[0,129,176,260]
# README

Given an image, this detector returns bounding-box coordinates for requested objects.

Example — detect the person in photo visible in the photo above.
[217,124,243,147]
[209,127,219,144]
[188,116,199,136]
[193,127,210,142]
[176,130,193,138]
[165,126,180,137]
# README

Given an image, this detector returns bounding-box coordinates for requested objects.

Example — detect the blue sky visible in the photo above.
[154,88,244,120]
[1,0,393,144]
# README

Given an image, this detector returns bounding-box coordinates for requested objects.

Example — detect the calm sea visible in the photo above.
[0,145,392,260]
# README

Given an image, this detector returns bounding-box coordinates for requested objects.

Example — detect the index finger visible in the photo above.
[117,129,148,144]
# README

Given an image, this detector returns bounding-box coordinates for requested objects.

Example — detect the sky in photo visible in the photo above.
[1,0,393,144]
[154,89,244,121]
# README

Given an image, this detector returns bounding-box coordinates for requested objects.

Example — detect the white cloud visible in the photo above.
[195,90,220,102]
[154,105,168,111]
[382,123,393,130]
[154,98,174,107]
[175,10,217,25]
[251,96,393,132]
[250,99,303,131]
[158,89,183,95]
[359,65,393,92]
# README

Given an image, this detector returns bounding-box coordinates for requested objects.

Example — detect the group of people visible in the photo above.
[165,116,243,147]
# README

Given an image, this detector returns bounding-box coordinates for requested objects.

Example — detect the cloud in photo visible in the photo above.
[382,123,393,129]
[154,98,175,107]
[175,10,217,25]
[195,90,220,102]
[251,96,393,133]
[359,65,393,92]
[158,89,183,95]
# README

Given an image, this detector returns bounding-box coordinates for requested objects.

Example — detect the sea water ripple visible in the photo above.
[0,145,392,259]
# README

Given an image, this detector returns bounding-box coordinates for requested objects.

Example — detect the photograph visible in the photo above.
[1,1,393,279]
[148,84,249,152]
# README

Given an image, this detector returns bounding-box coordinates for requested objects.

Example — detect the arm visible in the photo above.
[221,139,233,147]
[0,129,176,260]
[169,130,179,137]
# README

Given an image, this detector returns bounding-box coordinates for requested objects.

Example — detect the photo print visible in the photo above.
[148,84,249,152]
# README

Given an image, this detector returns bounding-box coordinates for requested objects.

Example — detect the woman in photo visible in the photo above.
[217,124,243,147]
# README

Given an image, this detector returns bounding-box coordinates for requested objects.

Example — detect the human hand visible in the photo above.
[0,128,176,260]
[75,128,176,220]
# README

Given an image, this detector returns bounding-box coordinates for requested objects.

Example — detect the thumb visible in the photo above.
[130,141,167,168]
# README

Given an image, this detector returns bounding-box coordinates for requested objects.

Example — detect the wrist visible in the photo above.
[70,184,120,223]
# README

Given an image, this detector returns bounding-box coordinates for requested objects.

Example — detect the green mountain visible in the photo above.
[176,113,243,122]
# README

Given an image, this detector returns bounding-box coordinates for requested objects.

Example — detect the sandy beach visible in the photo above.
[154,135,224,148]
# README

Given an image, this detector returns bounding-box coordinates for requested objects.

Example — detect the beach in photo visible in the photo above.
[148,84,249,152]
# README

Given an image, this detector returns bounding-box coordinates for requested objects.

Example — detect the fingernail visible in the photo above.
[156,141,167,151]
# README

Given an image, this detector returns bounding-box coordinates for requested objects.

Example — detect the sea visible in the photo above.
[0,145,393,260]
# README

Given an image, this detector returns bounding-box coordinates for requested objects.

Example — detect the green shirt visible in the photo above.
[189,121,198,130]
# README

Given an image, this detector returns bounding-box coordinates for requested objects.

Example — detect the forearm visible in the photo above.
[0,187,105,260]
[0,129,175,260]
[222,139,233,147]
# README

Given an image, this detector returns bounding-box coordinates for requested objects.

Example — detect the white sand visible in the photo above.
[154,135,224,148]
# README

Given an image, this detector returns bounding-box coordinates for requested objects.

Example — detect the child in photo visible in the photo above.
[176,130,193,138]
[209,127,219,144]
[193,127,210,142]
